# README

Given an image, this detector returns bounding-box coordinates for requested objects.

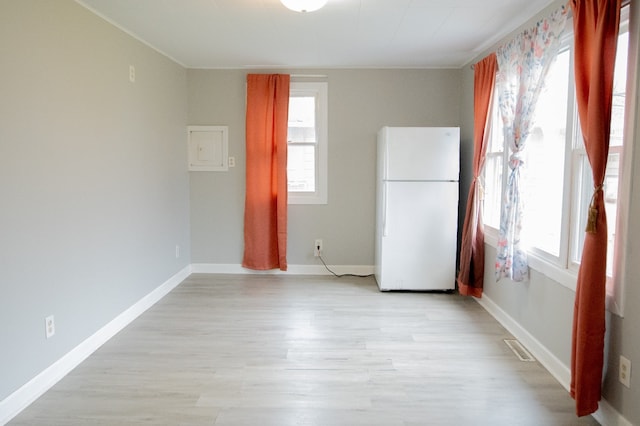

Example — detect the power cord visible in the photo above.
[317,254,374,278]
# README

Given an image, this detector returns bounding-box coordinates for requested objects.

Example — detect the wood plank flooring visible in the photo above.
[9,274,599,425]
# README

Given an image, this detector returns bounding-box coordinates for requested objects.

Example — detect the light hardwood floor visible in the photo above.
[10,274,599,425]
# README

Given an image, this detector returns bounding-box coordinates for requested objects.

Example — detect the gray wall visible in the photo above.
[188,69,462,267]
[459,0,640,423]
[0,1,190,400]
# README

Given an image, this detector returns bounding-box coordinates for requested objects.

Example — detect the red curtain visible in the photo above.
[457,53,498,298]
[569,0,621,416]
[242,74,290,271]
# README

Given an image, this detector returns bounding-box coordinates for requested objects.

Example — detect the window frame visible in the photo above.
[522,41,575,269]
[287,81,328,205]
[607,5,634,316]
[481,94,505,233]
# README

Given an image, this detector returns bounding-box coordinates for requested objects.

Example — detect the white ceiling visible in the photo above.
[77,0,554,69]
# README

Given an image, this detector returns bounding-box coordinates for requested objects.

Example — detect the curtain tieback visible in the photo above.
[585,183,604,234]
[508,152,525,170]
[474,176,485,201]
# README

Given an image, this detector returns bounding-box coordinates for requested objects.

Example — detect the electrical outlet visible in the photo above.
[129,65,135,82]
[314,239,323,257]
[620,356,631,388]
[45,315,55,339]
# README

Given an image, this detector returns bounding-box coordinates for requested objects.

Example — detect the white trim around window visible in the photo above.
[287,81,328,205]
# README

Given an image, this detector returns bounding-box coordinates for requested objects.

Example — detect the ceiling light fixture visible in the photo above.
[280,0,327,13]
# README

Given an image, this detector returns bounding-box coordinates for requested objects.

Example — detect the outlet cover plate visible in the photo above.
[45,315,55,339]
[620,356,631,388]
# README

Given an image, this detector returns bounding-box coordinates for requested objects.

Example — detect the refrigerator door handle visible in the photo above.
[382,181,388,237]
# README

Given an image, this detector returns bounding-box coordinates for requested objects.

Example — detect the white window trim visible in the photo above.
[610,4,636,317]
[288,81,328,205]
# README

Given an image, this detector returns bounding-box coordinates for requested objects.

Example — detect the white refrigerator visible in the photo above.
[375,127,460,291]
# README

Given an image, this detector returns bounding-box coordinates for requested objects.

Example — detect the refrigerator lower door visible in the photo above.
[378,181,458,291]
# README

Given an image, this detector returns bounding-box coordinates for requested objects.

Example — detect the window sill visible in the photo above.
[484,228,621,316]
[484,230,577,291]
[288,193,327,205]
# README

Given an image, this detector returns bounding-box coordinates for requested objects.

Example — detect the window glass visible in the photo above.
[483,96,504,230]
[522,48,571,256]
[288,96,317,192]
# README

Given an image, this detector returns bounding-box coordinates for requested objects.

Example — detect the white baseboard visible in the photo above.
[0,265,192,426]
[191,263,375,276]
[593,399,634,426]
[475,294,631,426]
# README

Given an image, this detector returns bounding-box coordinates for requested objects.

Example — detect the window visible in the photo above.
[572,19,629,307]
[483,8,631,312]
[287,81,328,204]
[524,46,573,262]
[483,97,504,231]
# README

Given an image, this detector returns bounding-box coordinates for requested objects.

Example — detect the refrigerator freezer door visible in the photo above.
[377,181,458,291]
[381,127,459,182]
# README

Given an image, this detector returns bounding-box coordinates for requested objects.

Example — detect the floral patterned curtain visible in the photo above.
[495,6,568,282]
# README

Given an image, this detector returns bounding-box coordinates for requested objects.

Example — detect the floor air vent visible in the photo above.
[504,339,536,362]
